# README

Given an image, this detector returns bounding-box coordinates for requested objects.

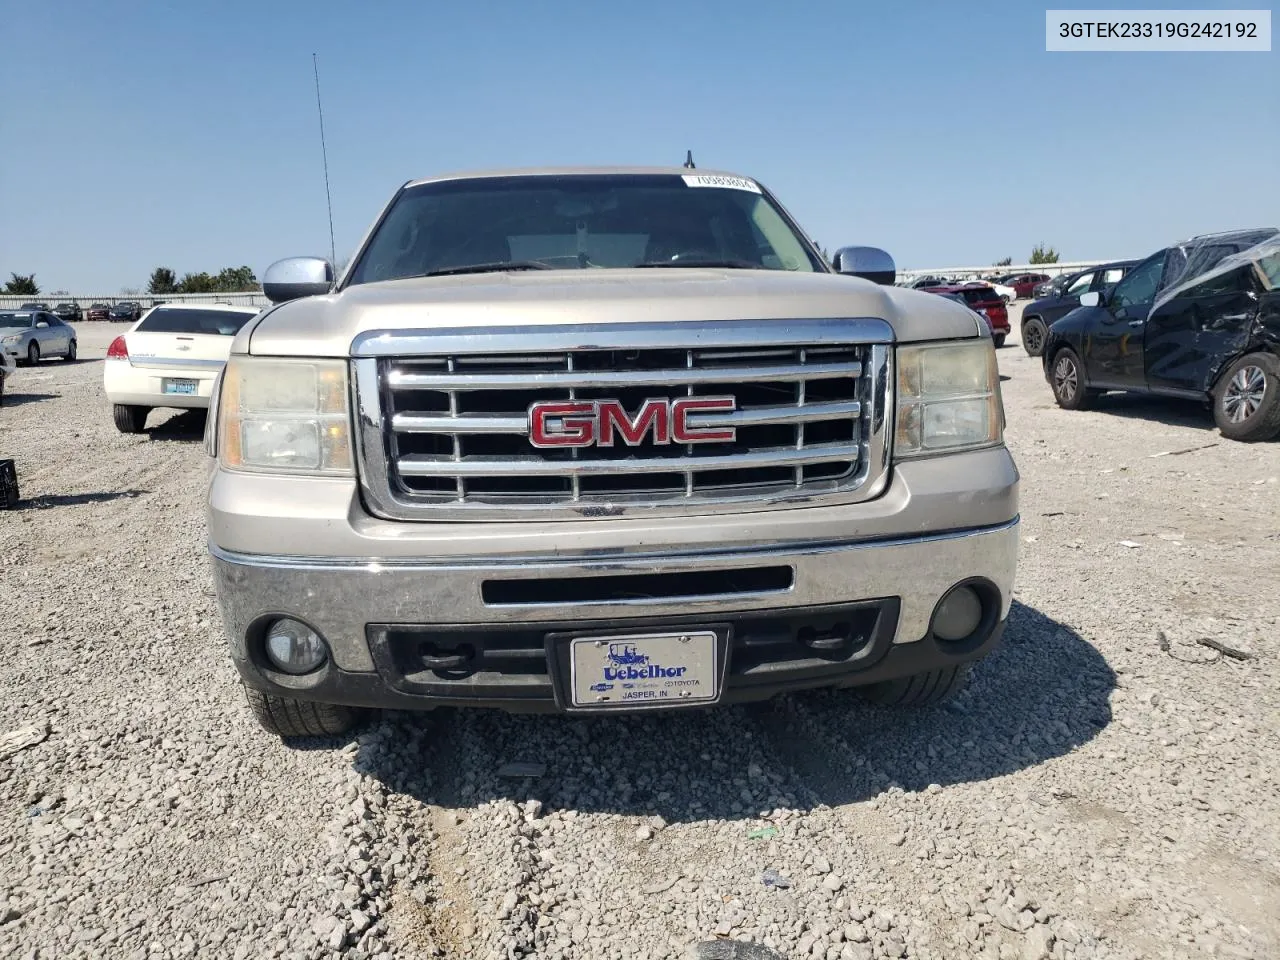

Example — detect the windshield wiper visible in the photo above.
[634,259,762,270]
[419,261,554,278]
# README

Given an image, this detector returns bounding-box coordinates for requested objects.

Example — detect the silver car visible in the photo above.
[0,310,78,365]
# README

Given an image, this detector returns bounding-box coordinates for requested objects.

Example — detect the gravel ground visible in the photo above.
[1,314,1277,960]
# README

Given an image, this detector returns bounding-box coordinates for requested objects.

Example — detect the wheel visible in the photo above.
[64,339,77,361]
[1022,317,1048,357]
[1213,352,1280,442]
[25,341,39,366]
[992,334,1006,349]
[1049,347,1096,410]
[243,685,364,739]
[112,404,149,433]
[856,665,970,706]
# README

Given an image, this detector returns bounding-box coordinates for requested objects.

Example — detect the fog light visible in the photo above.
[932,586,984,642]
[263,618,328,674]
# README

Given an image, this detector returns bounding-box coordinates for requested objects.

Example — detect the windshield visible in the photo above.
[135,308,256,335]
[347,174,823,285]
[0,313,34,328]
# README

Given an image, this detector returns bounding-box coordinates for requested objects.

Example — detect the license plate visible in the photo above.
[569,631,719,708]
[162,378,197,395]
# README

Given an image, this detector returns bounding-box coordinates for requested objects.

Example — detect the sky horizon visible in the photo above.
[2,0,1276,292]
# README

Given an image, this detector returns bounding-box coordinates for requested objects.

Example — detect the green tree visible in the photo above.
[178,271,216,294]
[4,273,39,295]
[993,256,1012,267]
[212,265,259,292]
[1029,244,1059,265]
[147,267,178,295]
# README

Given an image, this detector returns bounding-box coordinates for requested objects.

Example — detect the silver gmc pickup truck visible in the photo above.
[205,167,1018,740]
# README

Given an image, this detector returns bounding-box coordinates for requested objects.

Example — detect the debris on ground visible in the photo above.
[761,868,791,889]
[1195,637,1256,661]
[0,721,49,762]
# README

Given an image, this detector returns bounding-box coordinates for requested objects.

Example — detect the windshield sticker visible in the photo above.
[682,174,761,193]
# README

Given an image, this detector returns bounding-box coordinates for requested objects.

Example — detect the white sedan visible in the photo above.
[103,303,261,433]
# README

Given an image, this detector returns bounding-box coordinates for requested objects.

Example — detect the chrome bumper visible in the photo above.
[212,518,1017,673]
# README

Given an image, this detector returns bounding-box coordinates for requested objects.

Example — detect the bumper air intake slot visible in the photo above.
[480,566,794,606]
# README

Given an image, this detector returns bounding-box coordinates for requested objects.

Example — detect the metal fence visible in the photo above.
[0,292,269,311]
[895,260,1116,282]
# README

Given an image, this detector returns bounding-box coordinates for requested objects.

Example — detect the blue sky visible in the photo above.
[2,0,1275,291]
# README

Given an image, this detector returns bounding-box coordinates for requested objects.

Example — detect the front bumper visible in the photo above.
[213,517,1018,713]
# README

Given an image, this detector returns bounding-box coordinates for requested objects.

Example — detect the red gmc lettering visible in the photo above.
[672,397,736,443]
[529,401,597,446]
[598,399,669,446]
[527,397,737,448]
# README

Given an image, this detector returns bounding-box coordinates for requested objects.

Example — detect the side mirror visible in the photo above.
[832,246,896,285]
[262,257,335,304]
[35,320,49,328]
[1078,291,1102,308]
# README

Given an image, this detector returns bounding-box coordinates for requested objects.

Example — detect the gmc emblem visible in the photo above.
[528,397,737,448]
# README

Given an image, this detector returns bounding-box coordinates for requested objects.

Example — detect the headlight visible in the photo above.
[895,340,1002,458]
[217,357,352,475]
[1,336,19,345]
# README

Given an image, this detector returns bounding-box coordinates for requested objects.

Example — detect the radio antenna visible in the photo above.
[312,53,337,267]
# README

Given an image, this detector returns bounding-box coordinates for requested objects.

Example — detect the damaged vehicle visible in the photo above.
[1044,228,1280,442]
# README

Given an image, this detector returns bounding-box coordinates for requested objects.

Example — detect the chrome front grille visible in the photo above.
[353,319,892,521]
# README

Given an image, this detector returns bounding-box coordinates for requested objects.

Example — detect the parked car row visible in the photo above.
[14,300,153,322]
[1042,227,1280,442]
[902,272,1049,302]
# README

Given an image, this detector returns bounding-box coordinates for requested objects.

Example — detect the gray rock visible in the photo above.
[1022,926,1055,960]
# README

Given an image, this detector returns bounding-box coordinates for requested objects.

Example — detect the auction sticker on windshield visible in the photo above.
[569,631,719,708]
[682,174,761,193]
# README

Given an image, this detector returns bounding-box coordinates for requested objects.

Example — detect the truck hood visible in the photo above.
[240,269,983,357]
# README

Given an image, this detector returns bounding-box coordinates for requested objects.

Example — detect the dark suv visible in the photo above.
[1043,228,1280,441]
[1021,260,1137,356]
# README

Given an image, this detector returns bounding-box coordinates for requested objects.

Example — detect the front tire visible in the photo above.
[25,342,39,366]
[1022,317,1048,357]
[992,334,1006,349]
[1214,352,1280,442]
[1050,347,1096,410]
[856,665,970,706]
[64,340,77,361]
[112,404,149,433]
[243,685,364,739]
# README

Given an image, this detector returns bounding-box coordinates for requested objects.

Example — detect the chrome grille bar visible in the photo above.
[397,442,861,477]
[385,360,858,391]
